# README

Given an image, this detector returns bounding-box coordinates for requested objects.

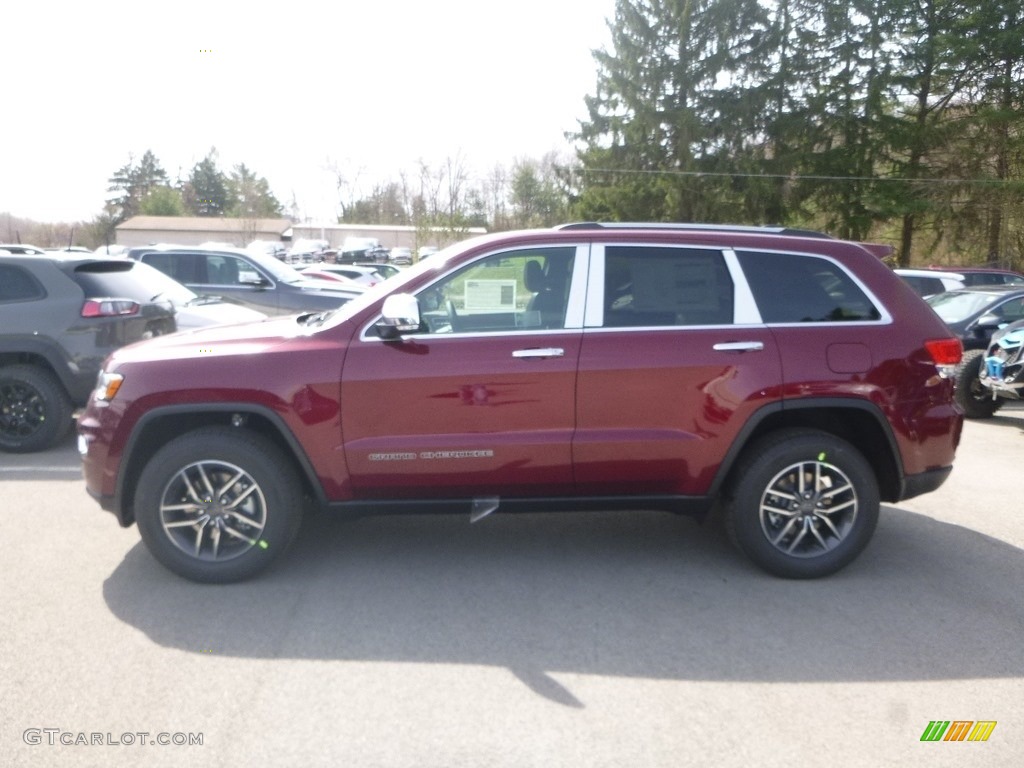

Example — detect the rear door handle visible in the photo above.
[713,341,764,352]
[512,348,565,359]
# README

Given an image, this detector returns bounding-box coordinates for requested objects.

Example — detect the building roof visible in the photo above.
[117,216,293,234]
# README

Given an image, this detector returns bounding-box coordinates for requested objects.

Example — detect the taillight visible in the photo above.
[81,299,140,317]
[925,338,963,378]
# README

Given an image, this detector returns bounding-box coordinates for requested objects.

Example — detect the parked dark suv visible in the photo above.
[79,224,963,582]
[129,246,363,315]
[1,255,176,452]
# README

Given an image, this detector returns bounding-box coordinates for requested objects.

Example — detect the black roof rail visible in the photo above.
[556,222,835,239]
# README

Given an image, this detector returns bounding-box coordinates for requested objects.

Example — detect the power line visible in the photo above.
[566,166,1022,186]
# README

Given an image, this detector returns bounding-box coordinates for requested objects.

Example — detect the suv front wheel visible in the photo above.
[724,429,879,578]
[134,427,304,583]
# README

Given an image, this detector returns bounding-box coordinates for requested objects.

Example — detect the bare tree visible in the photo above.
[323,157,367,222]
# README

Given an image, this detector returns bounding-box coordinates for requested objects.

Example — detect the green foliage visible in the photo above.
[104,149,285,224]
[182,148,232,217]
[228,163,283,218]
[340,183,409,225]
[139,186,185,216]
[571,0,1024,266]
[508,155,568,229]
[105,149,169,224]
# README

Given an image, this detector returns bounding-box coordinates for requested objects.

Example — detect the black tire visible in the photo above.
[134,427,304,583]
[0,364,74,453]
[956,348,1002,419]
[724,429,879,579]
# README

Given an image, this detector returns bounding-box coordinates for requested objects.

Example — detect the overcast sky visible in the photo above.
[2,0,617,224]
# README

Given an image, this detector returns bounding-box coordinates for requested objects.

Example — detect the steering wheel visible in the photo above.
[445,299,461,333]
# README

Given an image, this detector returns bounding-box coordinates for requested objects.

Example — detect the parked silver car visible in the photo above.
[129,261,267,329]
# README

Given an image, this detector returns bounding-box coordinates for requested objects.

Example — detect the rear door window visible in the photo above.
[143,252,201,284]
[600,246,733,327]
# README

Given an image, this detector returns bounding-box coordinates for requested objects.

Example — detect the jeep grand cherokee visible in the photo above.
[78,224,963,582]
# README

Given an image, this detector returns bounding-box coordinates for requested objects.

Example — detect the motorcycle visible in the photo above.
[979,319,1024,404]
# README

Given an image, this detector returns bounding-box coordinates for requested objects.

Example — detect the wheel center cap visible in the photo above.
[202,498,226,516]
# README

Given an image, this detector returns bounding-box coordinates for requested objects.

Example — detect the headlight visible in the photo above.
[94,371,124,401]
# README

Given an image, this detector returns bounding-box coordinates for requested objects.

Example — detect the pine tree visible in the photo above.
[105,149,170,223]
[182,149,232,217]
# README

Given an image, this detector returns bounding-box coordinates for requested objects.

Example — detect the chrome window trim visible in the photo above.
[723,248,762,324]
[358,243,590,343]
[732,246,893,325]
[585,242,739,329]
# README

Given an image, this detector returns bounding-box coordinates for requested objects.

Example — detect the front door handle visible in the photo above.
[713,341,765,352]
[512,348,565,359]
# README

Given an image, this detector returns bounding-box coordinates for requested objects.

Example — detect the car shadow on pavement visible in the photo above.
[102,506,1023,705]
[979,411,1024,432]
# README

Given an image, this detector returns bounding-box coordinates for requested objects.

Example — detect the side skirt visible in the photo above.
[323,495,714,520]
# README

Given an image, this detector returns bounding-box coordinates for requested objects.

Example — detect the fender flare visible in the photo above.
[113,402,326,525]
[707,397,902,499]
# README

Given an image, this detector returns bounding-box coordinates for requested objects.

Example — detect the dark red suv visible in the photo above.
[78,224,964,582]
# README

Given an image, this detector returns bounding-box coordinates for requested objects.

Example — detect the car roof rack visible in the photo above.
[556,222,835,239]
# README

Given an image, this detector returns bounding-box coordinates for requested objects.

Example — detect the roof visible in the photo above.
[554,221,894,259]
[116,216,293,234]
[895,268,964,279]
[557,222,834,238]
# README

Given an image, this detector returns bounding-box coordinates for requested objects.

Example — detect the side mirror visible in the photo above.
[376,293,421,339]
[974,313,1001,331]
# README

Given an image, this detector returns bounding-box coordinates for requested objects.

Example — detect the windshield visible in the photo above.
[245,249,306,284]
[926,291,1001,323]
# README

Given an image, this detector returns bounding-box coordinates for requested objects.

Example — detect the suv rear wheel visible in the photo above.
[134,427,304,583]
[725,429,879,578]
[0,364,73,453]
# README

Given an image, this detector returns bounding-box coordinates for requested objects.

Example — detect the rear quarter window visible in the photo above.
[737,250,881,323]
[0,264,46,302]
[70,262,160,300]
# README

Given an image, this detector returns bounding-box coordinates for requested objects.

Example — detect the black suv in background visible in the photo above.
[1,255,177,452]
[337,237,389,263]
[129,247,363,315]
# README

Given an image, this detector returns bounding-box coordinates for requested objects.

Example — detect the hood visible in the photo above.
[174,302,268,330]
[110,313,311,365]
[293,279,362,296]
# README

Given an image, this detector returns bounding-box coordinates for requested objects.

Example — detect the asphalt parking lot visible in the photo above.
[2,411,1022,767]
